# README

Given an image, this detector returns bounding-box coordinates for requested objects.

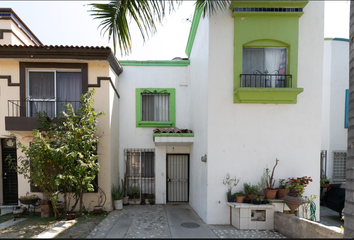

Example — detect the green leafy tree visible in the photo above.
[8,89,104,217]
[88,0,230,55]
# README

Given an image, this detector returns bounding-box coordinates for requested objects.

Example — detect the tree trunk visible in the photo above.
[345,1,354,237]
[79,189,83,216]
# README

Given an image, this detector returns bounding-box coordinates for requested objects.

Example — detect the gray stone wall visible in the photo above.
[274,212,343,238]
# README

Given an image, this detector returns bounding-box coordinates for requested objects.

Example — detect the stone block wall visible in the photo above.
[274,212,343,238]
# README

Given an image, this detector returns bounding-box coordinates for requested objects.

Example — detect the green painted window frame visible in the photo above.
[136,88,176,128]
[231,1,307,104]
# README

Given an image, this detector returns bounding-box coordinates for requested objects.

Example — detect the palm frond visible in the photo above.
[195,0,231,18]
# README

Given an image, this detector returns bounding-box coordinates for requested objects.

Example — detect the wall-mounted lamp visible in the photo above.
[5,138,14,147]
[201,154,207,163]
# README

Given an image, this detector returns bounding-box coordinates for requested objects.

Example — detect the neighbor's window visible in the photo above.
[242,48,287,88]
[141,94,170,121]
[28,70,82,117]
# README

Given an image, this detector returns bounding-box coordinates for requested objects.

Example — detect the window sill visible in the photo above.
[137,121,174,128]
[234,87,303,104]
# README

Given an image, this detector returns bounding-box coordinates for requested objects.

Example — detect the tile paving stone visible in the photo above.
[86,205,288,239]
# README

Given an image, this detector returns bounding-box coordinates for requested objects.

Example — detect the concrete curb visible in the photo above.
[33,219,78,238]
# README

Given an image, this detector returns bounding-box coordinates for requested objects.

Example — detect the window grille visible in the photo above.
[332,151,347,183]
[124,149,155,199]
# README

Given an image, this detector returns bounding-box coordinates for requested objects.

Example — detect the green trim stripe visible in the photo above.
[185,5,203,58]
[119,60,190,66]
[153,133,194,142]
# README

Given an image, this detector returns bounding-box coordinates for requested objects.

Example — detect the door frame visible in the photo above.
[166,154,190,203]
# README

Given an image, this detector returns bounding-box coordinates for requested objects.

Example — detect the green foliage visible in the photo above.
[7,89,104,217]
[278,179,287,189]
[111,183,124,200]
[127,187,139,198]
[234,191,244,197]
[88,0,230,56]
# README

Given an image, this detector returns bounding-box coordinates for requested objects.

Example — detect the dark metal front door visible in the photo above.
[2,138,18,205]
[167,154,189,202]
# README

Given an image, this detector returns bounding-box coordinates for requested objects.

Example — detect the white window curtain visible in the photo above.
[29,72,55,117]
[242,48,287,87]
[141,94,170,121]
[56,72,82,115]
[243,48,286,74]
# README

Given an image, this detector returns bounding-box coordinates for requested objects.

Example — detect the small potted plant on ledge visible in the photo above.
[235,191,245,203]
[127,187,139,205]
[276,178,289,199]
[320,178,331,188]
[264,158,279,199]
[148,194,155,205]
[223,173,240,202]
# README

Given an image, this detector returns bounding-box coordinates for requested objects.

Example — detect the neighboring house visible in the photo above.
[1,0,325,225]
[0,8,121,211]
[119,0,324,224]
[321,38,349,184]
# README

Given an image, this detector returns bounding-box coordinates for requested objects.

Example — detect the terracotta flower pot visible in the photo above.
[236,196,244,203]
[246,194,254,200]
[276,188,289,199]
[264,189,278,199]
[283,195,303,212]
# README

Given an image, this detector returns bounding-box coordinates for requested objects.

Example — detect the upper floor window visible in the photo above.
[136,88,175,128]
[28,70,82,117]
[141,94,170,121]
[242,48,288,88]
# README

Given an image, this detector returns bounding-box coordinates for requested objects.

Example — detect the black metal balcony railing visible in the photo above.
[240,74,292,88]
[8,100,81,117]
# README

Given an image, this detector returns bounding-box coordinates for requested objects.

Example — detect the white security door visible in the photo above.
[167,154,189,202]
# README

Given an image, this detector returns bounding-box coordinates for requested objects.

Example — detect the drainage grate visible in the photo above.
[181,222,200,228]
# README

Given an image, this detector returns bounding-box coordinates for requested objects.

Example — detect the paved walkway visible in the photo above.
[86,204,286,239]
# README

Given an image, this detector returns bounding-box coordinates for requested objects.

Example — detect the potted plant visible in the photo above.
[127,187,139,205]
[140,193,147,205]
[112,182,124,210]
[234,191,244,203]
[244,182,252,201]
[284,176,313,212]
[320,178,331,188]
[148,194,155,205]
[223,173,240,202]
[276,178,289,199]
[264,158,279,199]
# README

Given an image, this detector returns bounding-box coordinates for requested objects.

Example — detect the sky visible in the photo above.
[0,1,350,61]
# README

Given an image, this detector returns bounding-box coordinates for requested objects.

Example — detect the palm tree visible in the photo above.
[87,0,230,56]
[345,1,354,237]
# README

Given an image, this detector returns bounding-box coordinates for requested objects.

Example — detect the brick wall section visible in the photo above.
[274,212,343,238]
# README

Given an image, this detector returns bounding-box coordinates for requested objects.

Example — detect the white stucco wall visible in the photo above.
[187,12,210,223]
[199,2,324,224]
[118,65,190,204]
[321,39,349,181]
